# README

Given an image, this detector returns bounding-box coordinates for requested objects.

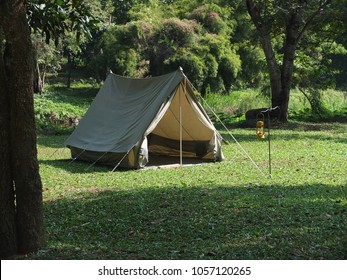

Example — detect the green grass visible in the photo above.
[28,83,347,259]
[289,88,347,114]
[205,89,270,115]
[203,89,270,124]
[287,89,347,122]
[26,123,347,260]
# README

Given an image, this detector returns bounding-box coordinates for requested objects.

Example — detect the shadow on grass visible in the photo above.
[31,183,347,260]
[39,159,124,174]
[37,135,69,149]
[40,79,97,96]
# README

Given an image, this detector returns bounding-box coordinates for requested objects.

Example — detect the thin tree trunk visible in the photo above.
[33,43,43,93]
[1,0,44,255]
[67,49,72,88]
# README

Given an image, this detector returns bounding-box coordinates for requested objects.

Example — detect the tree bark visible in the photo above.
[0,0,44,257]
[0,29,17,259]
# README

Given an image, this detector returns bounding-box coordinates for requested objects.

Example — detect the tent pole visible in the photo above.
[179,80,184,166]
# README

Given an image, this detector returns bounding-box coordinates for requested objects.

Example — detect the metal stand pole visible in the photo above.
[261,106,279,178]
[267,111,272,178]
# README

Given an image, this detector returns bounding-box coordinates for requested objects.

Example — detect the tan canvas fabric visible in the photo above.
[148,83,215,141]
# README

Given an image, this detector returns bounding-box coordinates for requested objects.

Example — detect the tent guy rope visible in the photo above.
[182,74,268,178]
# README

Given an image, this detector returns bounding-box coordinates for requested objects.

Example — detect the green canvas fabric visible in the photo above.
[65,70,183,153]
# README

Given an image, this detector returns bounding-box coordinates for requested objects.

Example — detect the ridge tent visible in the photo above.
[65,68,224,169]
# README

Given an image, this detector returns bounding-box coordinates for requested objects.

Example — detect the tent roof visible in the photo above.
[65,70,187,153]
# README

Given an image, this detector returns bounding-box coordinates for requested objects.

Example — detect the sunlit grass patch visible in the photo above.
[28,124,347,260]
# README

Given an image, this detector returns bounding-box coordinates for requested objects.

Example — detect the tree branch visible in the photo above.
[297,0,331,42]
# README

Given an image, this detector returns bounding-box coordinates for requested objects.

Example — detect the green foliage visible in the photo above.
[294,42,347,89]
[218,53,242,91]
[204,54,219,78]
[204,89,270,124]
[112,0,143,24]
[128,0,167,23]
[289,88,347,122]
[167,51,206,86]
[190,3,232,34]
[28,0,347,97]
[32,34,62,76]
[149,18,199,78]
[88,21,152,79]
[28,0,99,44]
[204,87,346,125]
[244,0,347,121]
[203,25,241,91]
[161,18,198,47]
[27,0,101,91]
[103,23,141,76]
[237,44,266,88]
[84,0,243,93]
[292,39,347,116]
[34,80,98,134]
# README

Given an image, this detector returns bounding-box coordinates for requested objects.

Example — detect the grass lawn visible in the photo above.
[27,122,347,260]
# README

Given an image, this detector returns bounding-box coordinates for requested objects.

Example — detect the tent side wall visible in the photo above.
[69,147,135,168]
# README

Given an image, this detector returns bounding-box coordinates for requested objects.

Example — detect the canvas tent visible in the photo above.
[65,68,224,169]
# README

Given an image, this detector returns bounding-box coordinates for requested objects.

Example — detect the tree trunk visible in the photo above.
[246,0,307,122]
[33,43,43,93]
[245,0,282,117]
[0,29,17,259]
[67,49,73,88]
[278,11,303,122]
[0,0,44,257]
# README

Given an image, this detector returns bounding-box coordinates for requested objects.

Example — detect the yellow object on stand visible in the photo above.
[256,113,265,139]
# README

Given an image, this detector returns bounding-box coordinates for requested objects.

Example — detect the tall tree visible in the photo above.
[245,0,332,122]
[0,0,44,258]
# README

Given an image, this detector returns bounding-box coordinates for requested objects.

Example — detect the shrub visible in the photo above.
[191,4,230,34]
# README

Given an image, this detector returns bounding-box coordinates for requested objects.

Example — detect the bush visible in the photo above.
[191,4,231,34]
